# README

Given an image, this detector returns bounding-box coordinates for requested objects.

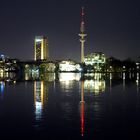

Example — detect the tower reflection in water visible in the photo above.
[80,73,106,137]
[80,80,85,137]
[34,81,48,126]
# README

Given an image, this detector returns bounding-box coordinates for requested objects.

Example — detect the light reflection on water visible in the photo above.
[0,72,140,139]
[80,81,85,136]
[34,81,48,128]
[0,81,5,100]
[34,81,44,122]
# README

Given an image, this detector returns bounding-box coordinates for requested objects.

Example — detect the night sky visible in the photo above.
[0,0,140,61]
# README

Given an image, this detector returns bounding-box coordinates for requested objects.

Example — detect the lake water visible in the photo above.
[0,72,140,139]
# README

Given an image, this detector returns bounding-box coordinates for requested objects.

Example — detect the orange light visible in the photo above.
[81,102,85,137]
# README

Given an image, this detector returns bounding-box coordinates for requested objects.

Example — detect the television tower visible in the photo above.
[79,7,87,63]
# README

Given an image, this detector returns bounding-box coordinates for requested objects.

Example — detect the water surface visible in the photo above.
[0,72,140,139]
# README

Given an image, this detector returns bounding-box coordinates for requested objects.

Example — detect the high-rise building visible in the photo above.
[34,36,49,61]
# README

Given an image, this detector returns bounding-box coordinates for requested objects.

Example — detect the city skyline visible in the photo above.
[0,0,140,61]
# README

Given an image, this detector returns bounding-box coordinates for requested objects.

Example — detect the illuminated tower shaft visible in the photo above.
[79,7,87,63]
[79,34,86,63]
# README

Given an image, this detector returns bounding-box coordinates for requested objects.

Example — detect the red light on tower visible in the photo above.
[82,7,85,16]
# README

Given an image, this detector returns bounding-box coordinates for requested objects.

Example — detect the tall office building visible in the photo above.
[34,36,49,61]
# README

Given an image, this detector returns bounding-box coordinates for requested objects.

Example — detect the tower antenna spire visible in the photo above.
[79,6,87,63]
[80,6,85,33]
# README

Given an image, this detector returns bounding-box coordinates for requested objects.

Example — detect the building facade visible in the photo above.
[84,52,106,65]
[34,36,49,61]
[59,60,81,72]
[84,52,106,71]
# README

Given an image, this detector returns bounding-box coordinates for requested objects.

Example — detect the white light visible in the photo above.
[59,73,80,82]
[137,73,139,80]
[123,73,125,80]
[35,101,42,120]
[59,61,76,71]
[84,80,105,93]
[35,39,42,42]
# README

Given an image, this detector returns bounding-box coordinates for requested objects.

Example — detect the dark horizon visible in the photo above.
[0,0,140,61]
